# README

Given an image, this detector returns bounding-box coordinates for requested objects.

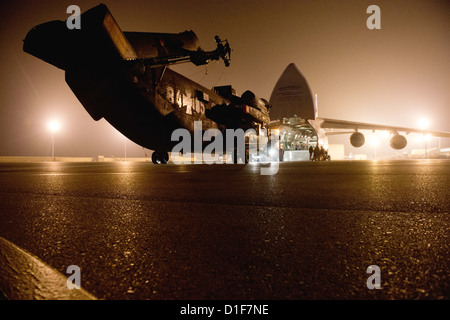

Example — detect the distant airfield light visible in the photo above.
[48,120,61,133]
[369,135,379,146]
[47,119,61,160]
[418,118,430,130]
[269,148,277,157]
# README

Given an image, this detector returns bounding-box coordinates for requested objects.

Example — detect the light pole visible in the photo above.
[48,120,60,161]
[369,134,379,160]
[116,129,127,161]
[124,136,127,161]
[418,118,430,159]
[424,134,431,159]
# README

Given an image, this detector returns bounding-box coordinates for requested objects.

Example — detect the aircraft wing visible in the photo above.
[319,118,450,138]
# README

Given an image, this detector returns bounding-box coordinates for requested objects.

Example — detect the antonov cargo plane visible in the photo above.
[23,4,450,163]
[270,63,450,154]
[269,63,450,153]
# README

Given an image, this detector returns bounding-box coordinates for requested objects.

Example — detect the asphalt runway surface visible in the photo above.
[0,160,448,300]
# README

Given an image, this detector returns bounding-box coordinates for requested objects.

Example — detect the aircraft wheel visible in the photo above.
[159,152,169,164]
[233,149,238,164]
[152,152,159,164]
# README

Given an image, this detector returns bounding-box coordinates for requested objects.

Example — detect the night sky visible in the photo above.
[0,0,449,157]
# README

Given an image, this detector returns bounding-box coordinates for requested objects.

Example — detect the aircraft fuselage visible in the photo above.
[65,61,229,153]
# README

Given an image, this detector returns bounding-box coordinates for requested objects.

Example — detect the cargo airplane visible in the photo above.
[23,4,450,163]
[269,63,450,157]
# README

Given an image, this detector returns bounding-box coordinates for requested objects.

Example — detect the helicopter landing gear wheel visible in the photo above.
[152,151,169,164]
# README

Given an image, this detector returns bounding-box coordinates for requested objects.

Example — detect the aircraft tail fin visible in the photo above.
[269,63,316,121]
[24,4,231,71]
[24,4,137,70]
[94,5,137,60]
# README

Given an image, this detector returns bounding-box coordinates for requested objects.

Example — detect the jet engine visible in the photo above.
[350,132,365,148]
[390,134,407,150]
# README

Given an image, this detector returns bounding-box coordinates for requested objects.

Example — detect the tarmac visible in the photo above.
[0,160,448,300]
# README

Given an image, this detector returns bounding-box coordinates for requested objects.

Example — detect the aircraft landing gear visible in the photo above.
[151,151,169,164]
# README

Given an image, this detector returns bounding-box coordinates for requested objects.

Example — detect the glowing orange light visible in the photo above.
[48,120,60,133]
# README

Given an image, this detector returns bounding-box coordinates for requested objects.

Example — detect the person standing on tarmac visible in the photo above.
[313,145,320,161]
[279,145,284,162]
[309,145,314,160]
[320,146,325,161]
